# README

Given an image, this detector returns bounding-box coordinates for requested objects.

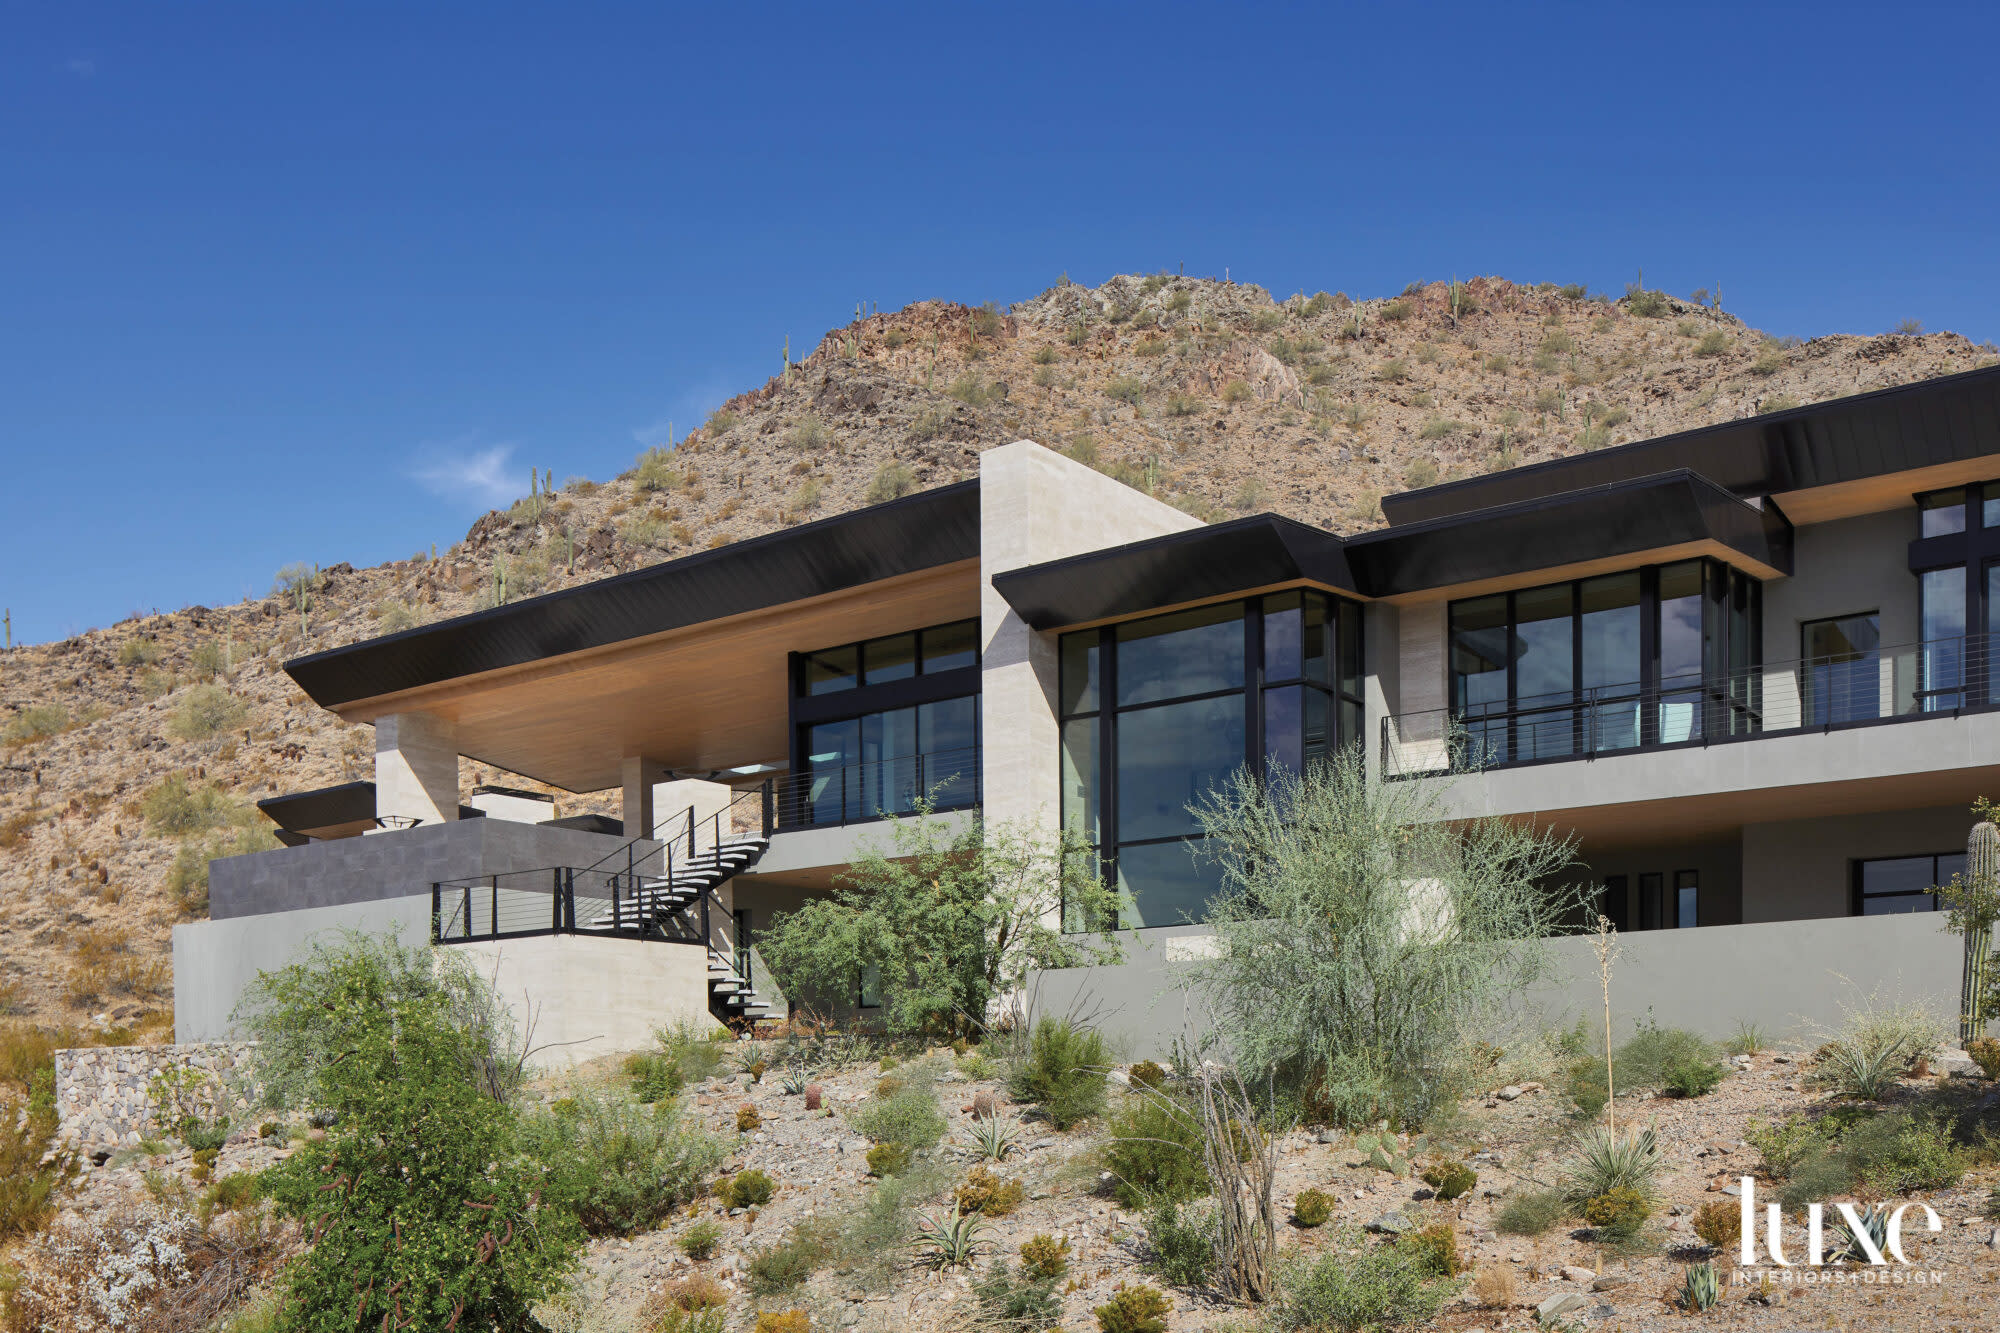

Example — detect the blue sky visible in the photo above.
[4,4,1997,645]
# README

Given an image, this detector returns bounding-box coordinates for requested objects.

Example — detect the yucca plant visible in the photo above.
[1561,1125,1660,1207]
[1679,1260,1720,1312]
[912,1204,989,1270]
[967,1114,1020,1161]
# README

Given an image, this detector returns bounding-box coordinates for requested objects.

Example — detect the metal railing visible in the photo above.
[769,745,981,830]
[1382,634,1995,779]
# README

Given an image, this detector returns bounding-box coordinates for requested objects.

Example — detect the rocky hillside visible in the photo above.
[0,273,1991,1029]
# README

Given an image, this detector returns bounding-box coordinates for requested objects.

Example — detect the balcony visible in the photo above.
[1383,635,1992,779]
[769,745,982,830]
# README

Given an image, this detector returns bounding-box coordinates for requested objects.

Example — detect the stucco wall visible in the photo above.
[1580,834,1744,927]
[1029,910,1964,1058]
[445,935,717,1066]
[1742,803,1974,921]
[978,441,1203,838]
[174,894,434,1043]
[209,818,652,919]
[1764,509,1920,661]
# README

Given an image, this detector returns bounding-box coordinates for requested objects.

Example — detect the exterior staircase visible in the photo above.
[578,831,773,1024]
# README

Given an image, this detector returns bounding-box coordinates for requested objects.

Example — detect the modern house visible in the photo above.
[175,365,2000,1055]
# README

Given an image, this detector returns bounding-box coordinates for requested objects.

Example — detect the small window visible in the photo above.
[863,633,917,684]
[1601,874,1629,933]
[1638,872,1663,930]
[857,964,882,1009]
[803,646,858,695]
[1856,853,1959,915]
[1674,870,1698,929]
[921,619,979,673]
[1919,488,1967,538]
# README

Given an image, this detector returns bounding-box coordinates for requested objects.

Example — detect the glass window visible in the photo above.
[1920,488,1967,538]
[1061,632,1100,716]
[1264,685,1303,777]
[1581,573,1642,749]
[918,697,979,807]
[803,645,858,695]
[858,964,881,1008]
[1061,718,1098,844]
[1337,599,1362,699]
[1515,584,1575,760]
[921,619,979,673]
[1450,594,1511,762]
[1802,612,1880,725]
[1264,593,1303,682]
[1984,483,2000,531]
[864,633,917,684]
[1116,604,1244,707]
[1116,838,1225,929]
[1674,870,1698,929]
[1638,872,1663,931]
[1920,566,1966,711]
[1857,854,1948,915]
[1986,563,2000,701]
[1658,561,1705,743]
[1602,874,1629,933]
[1116,695,1245,841]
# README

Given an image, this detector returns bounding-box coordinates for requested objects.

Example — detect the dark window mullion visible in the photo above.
[1098,626,1119,929]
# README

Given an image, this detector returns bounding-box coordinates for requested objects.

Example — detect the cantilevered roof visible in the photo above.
[992,514,1357,631]
[1380,362,2000,527]
[1346,469,1792,598]
[287,480,980,711]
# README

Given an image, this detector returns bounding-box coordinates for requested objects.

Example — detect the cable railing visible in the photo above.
[1382,633,1995,779]
[769,745,981,830]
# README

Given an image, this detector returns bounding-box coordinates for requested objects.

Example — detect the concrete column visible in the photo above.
[374,712,460,828]
[978,441,1204,840]
[653,778,734,851]
[620,757,668,840]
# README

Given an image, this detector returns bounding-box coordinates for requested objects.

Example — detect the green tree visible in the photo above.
[759,809,1123,1036]
[1189,748,1587,1127]
[241,933,581,1329]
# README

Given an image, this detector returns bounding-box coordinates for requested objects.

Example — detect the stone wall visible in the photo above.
[54,1042,260,1156]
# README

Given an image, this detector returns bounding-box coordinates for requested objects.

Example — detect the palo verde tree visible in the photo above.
[759,805,1125,1037]
[239,931,582,1331]
[1188,748,1588,1128]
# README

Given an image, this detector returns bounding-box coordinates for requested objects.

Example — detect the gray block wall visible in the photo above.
[208,819,655,919]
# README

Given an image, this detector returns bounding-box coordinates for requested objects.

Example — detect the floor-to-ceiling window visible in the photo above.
[789,619,981,826]
[1060,591,1363,929]
[1448,559,1758,763]
[1801,612,1880,725]
[1910,482,2000,712]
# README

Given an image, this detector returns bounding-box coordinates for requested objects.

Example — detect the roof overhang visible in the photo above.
[258,781,379,840]
[991,514,1356,631]
[1347,469,1792,601]
[1380,363,2000,527]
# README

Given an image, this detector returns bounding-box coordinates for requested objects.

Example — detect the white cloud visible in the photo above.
[64,58,95,76]
[412,440,522,508]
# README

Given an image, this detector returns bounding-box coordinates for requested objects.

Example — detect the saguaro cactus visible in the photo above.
[1962,819,1999,1043]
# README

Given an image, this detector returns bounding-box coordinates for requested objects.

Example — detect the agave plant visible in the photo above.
[1813,1039,1908,1101]
[1679,1260,1720,1312]
[1830,1203,1892,1263]
[966,1114,1020,1161]
[780,1063,810,1097]
[912,1204,990,1270]
[1561,1125,1661,1207]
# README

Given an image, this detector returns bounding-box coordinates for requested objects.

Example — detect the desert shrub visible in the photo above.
[1583,1186,1650,1239]
[974,1258,1063,1331]
[0,1060,74,1239]
[850,1063,948,1150]
[1398,1222,1464,1276]
[955,1164,1025,1217]
[518,1090,725,1234]
[1746,1115,1826,1180]
[1788,1111,1966,1202]
[1222,378,1253,403]
[1969,1036,2000,1080]
[1374,358,1409,383]
[678,1217,723,1259]
[1142,1199,1215,1288]
[736,1102,761,1132]
[1271,1231,1460,1332]
[1624,285,1669,317]
[4,1204,227,1331]
[1128,1059,1167,1090]
[1616,1023,1719,1090]
[866,1141,911,1177]
[141,774,233,836]
[1561,1126,1661,1208]
[716,1168,776,1209]
[1694,330,1729,357]
[1095,1282,1171,1333]
[747,1223,831,1294]
[167,683,248,740]
[249,933,582,1329]
[1379,298,1413,322]
[1105,375,1145,405]
[704,407,739,435]
[788,415,830,451]
[752,1315,808,1333]
[1418,418,1461,441]
[632,446,680,491]
[1693,1199,1741,1250]
[166,842,213,916]
[120,637,164,666]
[5,703,70,744]
[1495,1188,1567,1236]
[1008,1018,1109,1129]
[1421,1159,1477,1201]
[1019,1232,1071,1281]
[1188,750,1583,1129]
[1661,1052,1727,1098]
[1401,458,1437,490]
[1293,1188,1333,1227]
[1725,1021,1769,1058]
[1104,1092,1207,1206]
[867,460,916,503]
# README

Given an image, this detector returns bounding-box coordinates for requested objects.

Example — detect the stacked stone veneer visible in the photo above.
[54,1043,260,1153]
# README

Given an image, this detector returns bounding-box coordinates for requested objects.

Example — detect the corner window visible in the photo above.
[1919,487,1967,538]
[1855,852,1963,915]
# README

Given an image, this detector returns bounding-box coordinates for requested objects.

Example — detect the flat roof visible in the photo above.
[287,479,979,711]
[1379,362,2000,526]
